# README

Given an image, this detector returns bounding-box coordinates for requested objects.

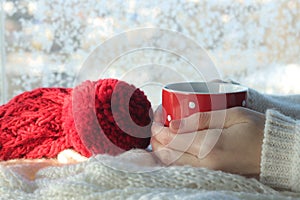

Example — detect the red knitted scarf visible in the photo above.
[0,79,152,160]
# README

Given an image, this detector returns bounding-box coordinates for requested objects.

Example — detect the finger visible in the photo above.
[152,122,199,154]
[153,105,162,123]
[151,121,166,137]
[151,138,218,169]
[169,110,226,133]
[151,137,198,166]
[153,105,167,124]
[151,137,183,166]
[152,122,222,158]
[170,107,246,133]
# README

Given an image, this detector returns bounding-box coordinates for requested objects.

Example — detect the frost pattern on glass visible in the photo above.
[2,0,300,103]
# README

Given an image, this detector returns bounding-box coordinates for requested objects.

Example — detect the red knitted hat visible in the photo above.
[0,78,153,160]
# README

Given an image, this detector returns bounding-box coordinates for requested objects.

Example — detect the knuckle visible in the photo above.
[156,129,172,146]
[230,106,246,116]
[151,132,171,148]
[188,112,209,130]
[160,135,172,146]
[151,123,164,136]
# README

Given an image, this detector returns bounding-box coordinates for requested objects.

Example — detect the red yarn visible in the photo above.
[0,79,153,160]
[0,88,72,160]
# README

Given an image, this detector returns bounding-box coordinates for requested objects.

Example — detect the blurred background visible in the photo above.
[1,0,300,105]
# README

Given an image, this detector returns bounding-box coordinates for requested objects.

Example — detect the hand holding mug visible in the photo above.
[151,82,265,177]
[160,81,248,158]
[151,106,265,177]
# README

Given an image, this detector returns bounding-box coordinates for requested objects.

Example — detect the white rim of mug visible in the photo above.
[163,82,248,95]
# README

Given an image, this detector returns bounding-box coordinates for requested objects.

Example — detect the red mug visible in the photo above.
[162,82,248,126]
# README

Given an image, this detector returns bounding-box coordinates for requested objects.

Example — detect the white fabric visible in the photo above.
[0,149,299,200]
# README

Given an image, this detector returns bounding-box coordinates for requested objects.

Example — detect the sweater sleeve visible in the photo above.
[246,88,300,119]
[260,109,300,192]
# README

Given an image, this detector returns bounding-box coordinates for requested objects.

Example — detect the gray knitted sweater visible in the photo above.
[247,89,300,192]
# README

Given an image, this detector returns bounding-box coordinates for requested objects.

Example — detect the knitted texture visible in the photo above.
[246,88,300,119]
[0,150,299,200]
[0,79,152,160]
[245,89,300,192]
[261,109,300,192]
[0,88,73,160]
[63,79,152,156]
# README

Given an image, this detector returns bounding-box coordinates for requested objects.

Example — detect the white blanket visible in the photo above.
[0,149,299,200]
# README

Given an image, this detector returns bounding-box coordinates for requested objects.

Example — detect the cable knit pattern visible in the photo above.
[0,150,299,200]
[260,110,300,192]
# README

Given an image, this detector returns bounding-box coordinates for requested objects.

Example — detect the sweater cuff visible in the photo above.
[260,109,300,191]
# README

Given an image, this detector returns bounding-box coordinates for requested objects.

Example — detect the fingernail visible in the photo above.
[171,120,184,130]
